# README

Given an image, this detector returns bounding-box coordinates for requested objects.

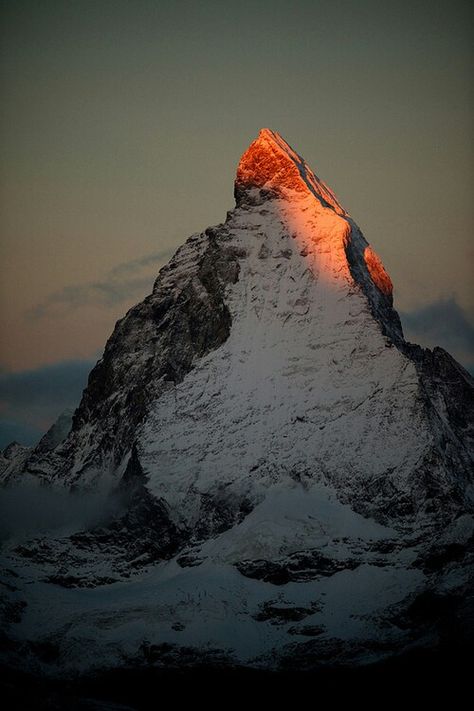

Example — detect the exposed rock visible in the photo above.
[0,443,31,484]
[287,625,326,637]
[236,550,360,584]
[35,410,74,454]
[253,601,321,624]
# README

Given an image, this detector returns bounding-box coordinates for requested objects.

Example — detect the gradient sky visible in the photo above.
[0,0,473,444]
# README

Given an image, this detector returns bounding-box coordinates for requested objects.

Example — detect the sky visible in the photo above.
[0,0,473,447]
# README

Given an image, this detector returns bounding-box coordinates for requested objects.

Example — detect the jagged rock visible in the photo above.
[0,442,31,484]
[35,409,74,454]
[287,625,326,637]
[253,600,321,624]
[236,550,360,585]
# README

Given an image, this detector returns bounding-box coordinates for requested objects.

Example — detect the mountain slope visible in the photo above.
[1,129,473,675]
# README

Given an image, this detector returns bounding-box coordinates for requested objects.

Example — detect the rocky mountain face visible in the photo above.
[1,129,473,677]
[0,442,31,484]
[35,409,74,455]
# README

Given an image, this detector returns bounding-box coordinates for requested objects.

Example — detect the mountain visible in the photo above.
[0,442,31,484]
[1,129,473,681]
[35,409,74,454]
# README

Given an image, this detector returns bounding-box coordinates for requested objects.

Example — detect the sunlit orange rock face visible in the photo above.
[235,128,347,216]
[236,129,307,195]
[363,245,393,297]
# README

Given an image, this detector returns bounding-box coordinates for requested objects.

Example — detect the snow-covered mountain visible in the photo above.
[1,129,473,678]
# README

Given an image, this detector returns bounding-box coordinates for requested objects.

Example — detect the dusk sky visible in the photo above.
[1,0,473,446]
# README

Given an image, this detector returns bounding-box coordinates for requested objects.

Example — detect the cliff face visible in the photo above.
[1,129,473,674]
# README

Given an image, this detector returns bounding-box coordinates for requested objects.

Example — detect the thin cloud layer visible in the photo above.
[0,419,44,450]
[0,359,94,447]
[400,297,474,373]
[28,249,173,319]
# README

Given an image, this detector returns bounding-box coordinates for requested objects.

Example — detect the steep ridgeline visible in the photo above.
[12,233,242,488]
[1,130,473,674]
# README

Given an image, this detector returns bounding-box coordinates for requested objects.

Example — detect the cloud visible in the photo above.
[0,359,94,447]
[0,482,125,542]
[400,297,474,373]
[109,250,174,278]
[28,248,173,319]
[0,419,43,449]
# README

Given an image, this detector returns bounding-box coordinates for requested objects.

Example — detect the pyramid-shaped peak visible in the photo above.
[255,127,297,151]
[235,128,347,216]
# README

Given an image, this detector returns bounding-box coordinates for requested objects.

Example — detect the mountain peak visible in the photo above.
[235,128,347,216]
[3,129,473,678]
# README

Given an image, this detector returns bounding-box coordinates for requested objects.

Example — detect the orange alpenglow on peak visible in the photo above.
[234,129,394,303]
[363,246,393,297]
[235,128,347,216]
